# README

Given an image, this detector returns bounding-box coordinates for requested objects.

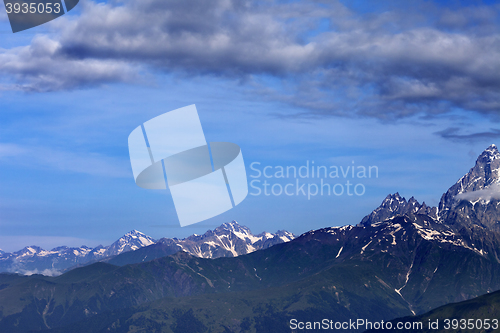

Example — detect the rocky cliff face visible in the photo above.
[440,144,500,210]
[437,144,500,233]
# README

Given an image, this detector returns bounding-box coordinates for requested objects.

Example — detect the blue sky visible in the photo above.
[0,0,499,252]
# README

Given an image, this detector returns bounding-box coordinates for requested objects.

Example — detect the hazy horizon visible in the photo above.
[1,0,499,253]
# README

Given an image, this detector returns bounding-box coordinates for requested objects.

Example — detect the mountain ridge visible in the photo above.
[1,145,500,332]
[99,221,295,267]
[0,221,295,275]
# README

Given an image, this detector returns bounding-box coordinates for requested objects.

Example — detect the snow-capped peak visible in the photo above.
[119,230,154,243]
[439,144,500,213]
[123,230,147,238]
[170,221,296,258]
[106,230,156,256]
[275,230,295,242]
[483,144,499,156]
[219,220,250,233]
[16,246,42,257]
[476,144,500,167]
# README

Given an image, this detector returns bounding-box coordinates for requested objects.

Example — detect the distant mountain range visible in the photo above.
[101,221,295,267]
[0,222,295,276]
[1,145,500,332]
[0,230,155,276]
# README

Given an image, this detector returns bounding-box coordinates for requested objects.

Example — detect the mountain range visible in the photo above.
[0,222,295,276]
[1,145,500,332]
[0,230,155,276]
[100,222,295,267]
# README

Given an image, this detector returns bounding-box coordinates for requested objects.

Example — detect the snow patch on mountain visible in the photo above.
[106,230,155,256]
[0,230,156,276]
[167,221,295,259]
[360,193,438,226]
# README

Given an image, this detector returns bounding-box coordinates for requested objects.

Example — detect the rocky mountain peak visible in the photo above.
[468,144,500,188]
[439,144,500,214]
[106,230,156,256]
[360,193,438,226]
[123,230,148,238]
[359,145,500,230]
[217,220,252,235]
[408,196,418,204]
[16,246,42,256]
[274,230,295,241]
[479,144,499,162]
[435,144,500,233]
[381,192,405,205]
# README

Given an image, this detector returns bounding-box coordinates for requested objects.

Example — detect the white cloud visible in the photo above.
[1,0,500,119]
[0,35,139,92]
[7,261,63,277]
[0,143,131,177]
[455,183,500,202]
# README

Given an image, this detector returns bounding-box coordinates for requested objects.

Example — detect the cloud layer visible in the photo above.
[435,128,500,142]
[1,0,500,119]
[456,183,500,202]
[0,143,130,177]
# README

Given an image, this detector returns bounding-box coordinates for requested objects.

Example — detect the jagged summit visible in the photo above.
[439,144,500,216]
[217,220,252,234]
[360,145,500,229]
[359,146,500,232]
[458,144,499,191]
[214,221,294,244]
[360,193,437,226]
[222,220,240,227]
[106,230,156,256]
[482,144,499,158]
[473,144,500,180]
[123,230,150,238]
[178,220,295,258]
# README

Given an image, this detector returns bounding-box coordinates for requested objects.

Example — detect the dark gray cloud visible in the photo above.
[0,35,140,92]
[1,0,500,119]
[435,127,500,142]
